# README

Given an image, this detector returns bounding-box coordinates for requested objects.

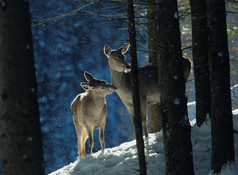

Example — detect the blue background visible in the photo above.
[30,1,146,173]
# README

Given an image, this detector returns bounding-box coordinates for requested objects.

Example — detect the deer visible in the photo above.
[71,71,116,157]
[104,43,191,137]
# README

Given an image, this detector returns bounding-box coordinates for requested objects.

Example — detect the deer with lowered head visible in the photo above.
[104,43,191,137]
[71,71,116,157]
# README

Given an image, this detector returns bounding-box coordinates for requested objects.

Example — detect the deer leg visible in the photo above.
[142,120,149,137]
[77,138,82,156]
[141,102,149,137]
[76,127,87,157]
[82,131,88,157]
[79,139,86,157]
[128,106,135,127]
[74,120,85,156]
[129,105,148,137]
[77,133,85,157]
[86,126,94,154]
[99,124,105,151]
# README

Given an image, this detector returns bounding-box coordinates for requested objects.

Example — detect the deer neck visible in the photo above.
[110,68,132,105]
[86,91,106,107]
[110,68,129,88]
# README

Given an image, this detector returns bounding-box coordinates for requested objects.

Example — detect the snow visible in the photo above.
[49,110,238,175]
[232,109,238,132]
[50,133,164,175]
[174,98,180,105]
[218,51,223,57]
[174,11,178,19]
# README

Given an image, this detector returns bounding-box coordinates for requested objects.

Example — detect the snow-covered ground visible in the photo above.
[49,106,238,175]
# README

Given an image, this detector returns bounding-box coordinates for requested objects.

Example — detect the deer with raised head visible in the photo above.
[71,71,116,157]
[104,43,191,137]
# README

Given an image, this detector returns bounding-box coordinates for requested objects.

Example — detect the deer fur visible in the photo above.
[104,43,191,137]
[71,71,116,157]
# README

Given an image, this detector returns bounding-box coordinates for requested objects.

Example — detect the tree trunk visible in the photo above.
[0,1,45,175]
[206,0,235,173]
[190,0,211,126]
[128,0,146,174]
[156,0,194,174]
[147,0,162,133]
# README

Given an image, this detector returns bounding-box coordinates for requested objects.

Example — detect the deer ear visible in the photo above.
[80,82,91,90]
[120,43,130,54]
[84,71,95,82]
[104,45,111,56]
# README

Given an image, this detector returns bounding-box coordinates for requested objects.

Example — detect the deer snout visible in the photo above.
[124,65,131,73]
[124,67,131,73]
[109,85,117,91]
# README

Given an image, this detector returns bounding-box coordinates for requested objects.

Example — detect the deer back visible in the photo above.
[104,44,191,106]
[71,91,107,131]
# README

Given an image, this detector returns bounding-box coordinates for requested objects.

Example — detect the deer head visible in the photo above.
[80,71,116,96]
[104,43,131,73]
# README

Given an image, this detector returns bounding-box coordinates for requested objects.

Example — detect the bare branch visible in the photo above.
[31,2,95,26]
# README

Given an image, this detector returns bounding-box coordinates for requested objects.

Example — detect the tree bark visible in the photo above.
[0,1,45,175]
[147,0,162,133]
[156,0,194,174]
[206,0,235,173]
[190,0,211,126]
[128,0,147,174]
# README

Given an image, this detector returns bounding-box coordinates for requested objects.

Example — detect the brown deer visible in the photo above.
[104,43,191,137]
[71,71,116,157]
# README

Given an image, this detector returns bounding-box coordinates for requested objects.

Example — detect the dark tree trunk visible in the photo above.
[0,1,45,175]
[128,0,146,174]
[190,0,211,126]
[147,0,162,133]
[156,0,194,174]
[206,0,235,173]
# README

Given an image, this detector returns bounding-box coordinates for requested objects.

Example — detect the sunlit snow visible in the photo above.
[49,107,238,175]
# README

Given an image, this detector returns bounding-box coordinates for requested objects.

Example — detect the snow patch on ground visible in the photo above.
[49,110,238,175]
[50,132,165,175]
[232,109,238,132]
